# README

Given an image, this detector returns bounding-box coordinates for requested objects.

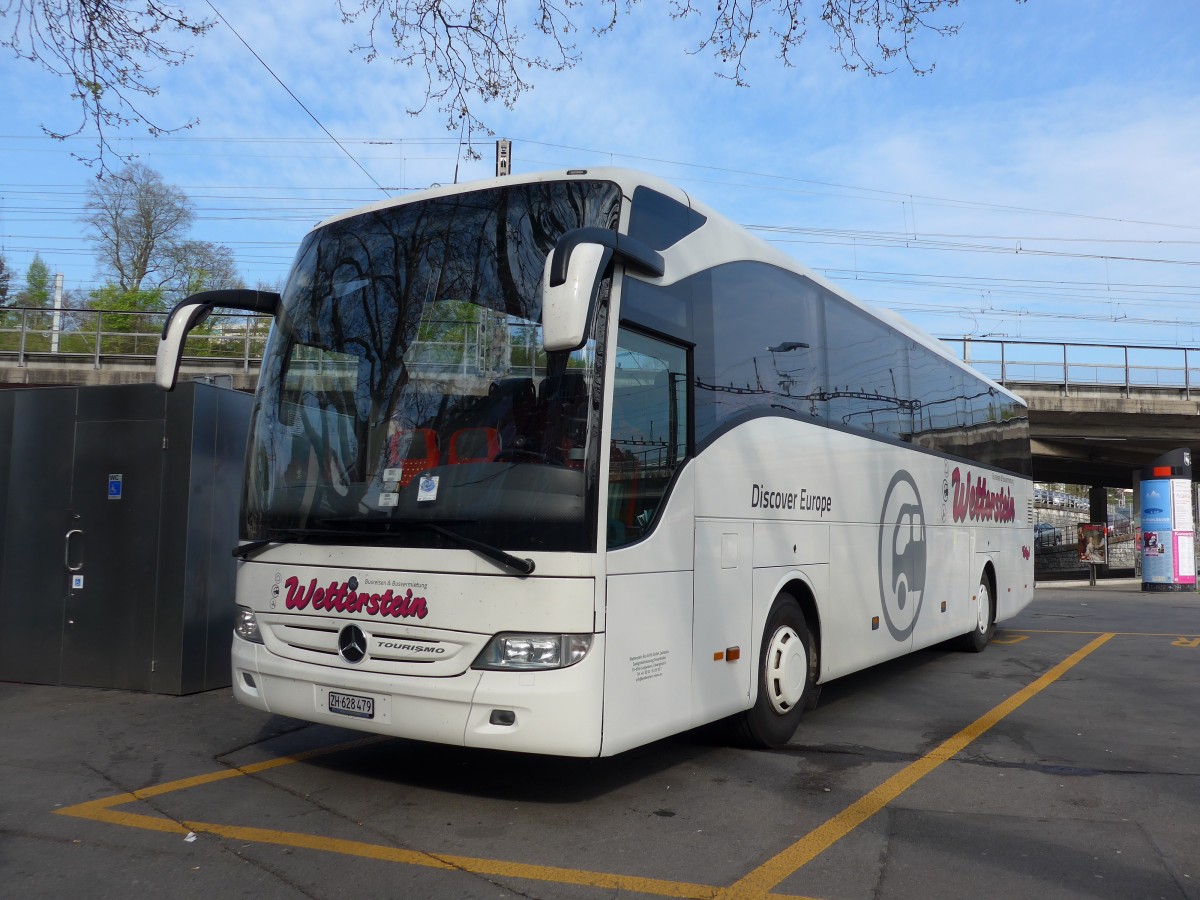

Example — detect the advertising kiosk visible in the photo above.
[1140,449,1196,592]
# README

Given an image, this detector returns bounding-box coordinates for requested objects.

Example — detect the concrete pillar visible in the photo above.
[1089,485,1108,527]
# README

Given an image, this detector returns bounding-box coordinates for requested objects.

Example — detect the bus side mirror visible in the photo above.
[541,227,665,353]
[156,289,281,390]
[541,242,613,352]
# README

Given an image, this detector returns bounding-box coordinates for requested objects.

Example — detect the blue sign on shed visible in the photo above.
[108,473,123,500]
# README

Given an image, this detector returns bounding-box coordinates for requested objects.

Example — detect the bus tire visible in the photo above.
[736,593,813,748]
[958,573,995,653]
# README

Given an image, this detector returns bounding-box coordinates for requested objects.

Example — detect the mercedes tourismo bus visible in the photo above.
[157,168,1033,757]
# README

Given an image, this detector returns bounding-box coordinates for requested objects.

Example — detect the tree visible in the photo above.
[172,240,244,300]
[0,252,11,306]
[16,253,52,307]
[81,164,246,353]
[0,253,54,351]
[172,243,251,357]
[83,162,194,295]
[5,1,1004,169]
[0,252,16,349]
[84,282,167,354]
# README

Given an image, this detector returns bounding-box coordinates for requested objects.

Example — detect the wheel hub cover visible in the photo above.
[766,626,807,714]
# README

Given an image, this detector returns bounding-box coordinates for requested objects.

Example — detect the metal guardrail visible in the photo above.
[941,337,1200,398]
[3,307,1200,396]
[0,307,271,371]
[0,307,540,377]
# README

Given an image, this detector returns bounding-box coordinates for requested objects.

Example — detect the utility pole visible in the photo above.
[495,139,512,177]
[51,272,64,353]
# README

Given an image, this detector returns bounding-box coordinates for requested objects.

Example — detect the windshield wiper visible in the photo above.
[238,519,536,576]
[317,517,536,577]
[232,525,399,561]
[232,527,323,561]
[424,522,536,576]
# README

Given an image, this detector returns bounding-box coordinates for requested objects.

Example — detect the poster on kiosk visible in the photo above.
[1140,448,1196,592]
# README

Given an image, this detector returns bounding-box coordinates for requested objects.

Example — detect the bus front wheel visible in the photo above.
[736,594,813,748]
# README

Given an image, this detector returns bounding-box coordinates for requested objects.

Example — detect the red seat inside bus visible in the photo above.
[386,427,440,485]
[448,427,500,464]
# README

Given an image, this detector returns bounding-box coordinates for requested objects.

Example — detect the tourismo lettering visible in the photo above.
[283,576,429,620]
[951,468,1016,524]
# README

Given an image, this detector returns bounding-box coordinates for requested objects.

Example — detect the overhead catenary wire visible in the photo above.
[202,2,390,197]
[3,135,1199,344]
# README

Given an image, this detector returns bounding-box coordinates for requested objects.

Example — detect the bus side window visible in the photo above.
[608,328,689,548]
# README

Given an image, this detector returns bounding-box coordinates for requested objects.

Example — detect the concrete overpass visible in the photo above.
[948,337,1200,488]
[1014,382,1200,487]
[3,314,1199,489]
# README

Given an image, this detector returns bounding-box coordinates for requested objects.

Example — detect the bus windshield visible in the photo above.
[242,179,623,554]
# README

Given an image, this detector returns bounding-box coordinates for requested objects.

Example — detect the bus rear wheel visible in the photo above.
[958,573,995,653]
[736,594,813,748]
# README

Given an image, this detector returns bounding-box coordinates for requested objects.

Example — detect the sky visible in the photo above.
[2,0,1200,353]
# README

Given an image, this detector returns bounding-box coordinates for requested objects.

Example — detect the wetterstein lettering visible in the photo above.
[283,576,428,620]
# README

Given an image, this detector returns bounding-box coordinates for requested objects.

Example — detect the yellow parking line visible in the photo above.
[58,736,385,818]
[1018,628,1200,637]
[56,736,730,899]
[55,634,1115,900]
[718,633,1115,898]
[62,811,730,899]
[991,634,1029,644]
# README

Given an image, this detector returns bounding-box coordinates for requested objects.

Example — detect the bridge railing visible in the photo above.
[4,307,1200,395]
[0,307,272,371]
[940,338,1200,398]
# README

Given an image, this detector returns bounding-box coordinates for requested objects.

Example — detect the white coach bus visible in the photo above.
[157,168,1033,757]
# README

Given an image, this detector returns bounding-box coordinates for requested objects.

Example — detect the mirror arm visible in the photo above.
[548,227,664,288]
[159,289,280,338]
[156,288,281,391]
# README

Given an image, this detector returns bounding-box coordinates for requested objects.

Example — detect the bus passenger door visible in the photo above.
[692,521,753,722]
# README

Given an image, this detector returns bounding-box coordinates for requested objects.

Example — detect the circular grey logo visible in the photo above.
[878,470,927,641]
[337,624,368,664]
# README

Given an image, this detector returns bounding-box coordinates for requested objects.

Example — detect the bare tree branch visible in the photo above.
[337,0,584,154]
[4,0,993,170]
[1,1,213,172]
[820,0,962,76]
[669,0,961,82]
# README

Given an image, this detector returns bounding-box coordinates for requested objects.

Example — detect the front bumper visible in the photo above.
[231,632,607,757]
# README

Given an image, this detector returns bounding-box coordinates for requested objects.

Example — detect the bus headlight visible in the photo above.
[234,606,264,643]
[473,633,593,670]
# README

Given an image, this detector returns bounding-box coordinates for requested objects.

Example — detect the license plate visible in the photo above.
[327,690,375,719]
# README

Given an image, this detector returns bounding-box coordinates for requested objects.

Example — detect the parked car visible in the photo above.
[1034,522,1063,547]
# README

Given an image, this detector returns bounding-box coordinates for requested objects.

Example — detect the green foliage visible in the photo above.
[0,254,54,351]
[85,283,168,355]
[0,252,11,305]
[19,254,53,308]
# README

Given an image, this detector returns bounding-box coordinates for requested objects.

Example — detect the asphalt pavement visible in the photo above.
[2,580,1197,899]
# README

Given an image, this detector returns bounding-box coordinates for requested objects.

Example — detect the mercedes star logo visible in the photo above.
[338,624,368,664]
